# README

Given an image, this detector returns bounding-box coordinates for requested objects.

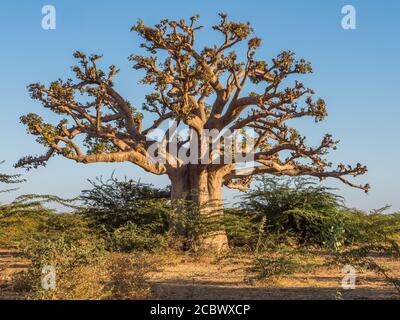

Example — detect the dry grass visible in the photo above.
[106,253,157,299]
[1,247,399,300]
[0,248,158,300]
[148,250,400,300]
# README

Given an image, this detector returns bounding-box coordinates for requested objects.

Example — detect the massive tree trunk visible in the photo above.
[169,165,229,252]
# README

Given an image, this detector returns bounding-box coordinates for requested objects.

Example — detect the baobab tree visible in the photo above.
[17,14,368,251]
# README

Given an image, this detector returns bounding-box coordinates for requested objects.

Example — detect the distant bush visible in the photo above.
[0,164,92,248]
[0,206,93,249]
[0,205,49,247]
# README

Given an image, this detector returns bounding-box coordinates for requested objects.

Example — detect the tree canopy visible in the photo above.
[16,13,368,194]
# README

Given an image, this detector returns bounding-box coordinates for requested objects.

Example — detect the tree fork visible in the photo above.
[18,14,369,253]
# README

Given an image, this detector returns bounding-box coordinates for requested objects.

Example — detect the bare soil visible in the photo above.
[0,247,30,299]
[149,253,400,300]
[1,247,399,300]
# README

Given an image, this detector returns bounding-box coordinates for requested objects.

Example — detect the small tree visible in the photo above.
[17,14,368,250]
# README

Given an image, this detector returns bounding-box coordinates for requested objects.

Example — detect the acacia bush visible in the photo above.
[78,175,173,252]
[79,176,171,229]
[106,222,168,252]
[226,177,400,251]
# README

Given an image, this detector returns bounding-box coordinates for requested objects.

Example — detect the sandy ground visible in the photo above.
[0,248,30,299]
[149,254,400,300]
[1,247,399,300]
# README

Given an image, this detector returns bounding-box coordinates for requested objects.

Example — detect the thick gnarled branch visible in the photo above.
[18,14,368,196]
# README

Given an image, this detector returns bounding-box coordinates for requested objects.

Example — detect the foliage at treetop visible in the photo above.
[15,14,369,250]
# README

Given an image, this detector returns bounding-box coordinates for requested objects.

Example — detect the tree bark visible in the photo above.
[169,165,229,252]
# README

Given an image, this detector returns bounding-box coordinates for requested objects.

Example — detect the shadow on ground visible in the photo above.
[151,279,399,300]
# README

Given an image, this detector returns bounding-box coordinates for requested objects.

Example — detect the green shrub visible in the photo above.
[0,170,92,248]
[247,248,300,281]
[0,209,50,246]
[107,222,167,252]
[75,175,175,253]
[79,175,171,232]
[224,208,260,248]
[0,207,93,249]
[235,177,400,251]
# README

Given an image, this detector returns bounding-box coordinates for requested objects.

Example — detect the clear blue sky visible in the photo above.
[0,0,399,211]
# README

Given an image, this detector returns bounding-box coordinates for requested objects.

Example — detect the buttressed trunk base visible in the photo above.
[169,165,229,253]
